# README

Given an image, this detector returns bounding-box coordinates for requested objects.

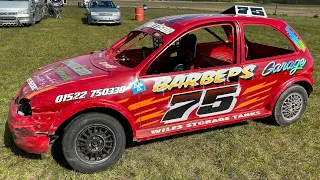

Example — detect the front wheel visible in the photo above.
[62,113,126,173]
[270,85,308,126]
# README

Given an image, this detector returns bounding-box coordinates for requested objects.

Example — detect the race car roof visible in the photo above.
[135,14,286,42]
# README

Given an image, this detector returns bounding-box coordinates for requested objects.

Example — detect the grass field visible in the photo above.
[0,5,320,179]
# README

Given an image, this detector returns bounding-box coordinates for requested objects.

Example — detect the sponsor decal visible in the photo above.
[27,78,38,91]
[55,86,126,103]
[34,74,55,86]
[144,22,175,35]
[54,67,71,81]
[99,62,116,69]
[161,84,241,124]
[285,25,306,52]
[262,58,306,76]
[132,80,146,94]
[62,60,92,76]
[150,110,261,135]
[152,65,257,93]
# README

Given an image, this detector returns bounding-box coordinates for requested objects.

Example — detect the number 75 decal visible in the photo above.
[161,85,241,124]
[235,6,267,17]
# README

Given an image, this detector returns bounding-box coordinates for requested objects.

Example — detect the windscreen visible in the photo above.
[89,1,116,8]
[112,31,163,68]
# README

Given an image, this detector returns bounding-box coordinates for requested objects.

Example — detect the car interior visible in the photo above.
[115,24,295,75]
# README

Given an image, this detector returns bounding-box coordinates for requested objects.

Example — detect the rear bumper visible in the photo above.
[8,99,49,154]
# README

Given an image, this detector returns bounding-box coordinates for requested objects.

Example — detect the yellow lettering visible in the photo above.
[168,75,186,91]
[183,73,202,88]
[214,69,228,84]
[153,76,172,92]
[200,71,216,86]
[227,67,242,82]
[240,65,257,79]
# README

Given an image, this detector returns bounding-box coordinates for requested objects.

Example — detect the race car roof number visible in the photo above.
[145,22,175,35]
[222,5,267,18]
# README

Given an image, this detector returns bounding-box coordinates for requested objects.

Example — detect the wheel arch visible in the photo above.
[266,76,313,112]
[51,101,137,143]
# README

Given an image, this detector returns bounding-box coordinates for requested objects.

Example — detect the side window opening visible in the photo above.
[244,25,295,60]
[146,24,235,75]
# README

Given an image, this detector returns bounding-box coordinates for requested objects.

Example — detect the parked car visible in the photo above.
[0,0,45,26]
[86,0,121,25]
[8,6,313,173]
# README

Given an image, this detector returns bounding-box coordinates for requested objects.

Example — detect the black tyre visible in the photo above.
[62,113,126,173]
[270,85,308,126]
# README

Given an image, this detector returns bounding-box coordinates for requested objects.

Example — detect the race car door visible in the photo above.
[237,24,299,113]
[134,23,259,138]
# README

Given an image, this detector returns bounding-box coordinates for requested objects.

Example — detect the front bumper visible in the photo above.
[8,98,49,154]
[0,13,33,26]
[88,15,121,24]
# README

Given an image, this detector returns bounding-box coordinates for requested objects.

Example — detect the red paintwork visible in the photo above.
[8,14,314,153]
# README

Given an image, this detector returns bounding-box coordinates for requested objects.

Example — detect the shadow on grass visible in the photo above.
[81,18,88,25]
[51,137,73,170]
[254,117,277,126]
[3,118,260,170]
[50,120,249,170]
[3,122,41,159]
[126,121,249,148]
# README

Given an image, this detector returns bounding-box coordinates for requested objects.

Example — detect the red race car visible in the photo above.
[8,6,314,173]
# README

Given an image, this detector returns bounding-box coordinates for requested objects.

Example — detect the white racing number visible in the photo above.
[55,91,87,103]
[90,86,126,97]
[55,86,127,103]
[161,85,241,124]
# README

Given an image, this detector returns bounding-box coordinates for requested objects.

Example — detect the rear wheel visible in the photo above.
[62,113,126,173]
[270,85,308,126]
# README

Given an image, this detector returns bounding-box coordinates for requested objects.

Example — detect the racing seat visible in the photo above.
[175,34,197,71]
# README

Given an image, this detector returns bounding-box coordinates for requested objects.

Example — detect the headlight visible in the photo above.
[18,9,29,14]
[113,12,120,16]
[17,98,32,116]
[91,12,99,15]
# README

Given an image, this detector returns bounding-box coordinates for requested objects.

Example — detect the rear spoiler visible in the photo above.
[221,5,267,18]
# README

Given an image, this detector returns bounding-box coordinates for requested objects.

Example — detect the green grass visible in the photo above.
[0,5,320,179]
